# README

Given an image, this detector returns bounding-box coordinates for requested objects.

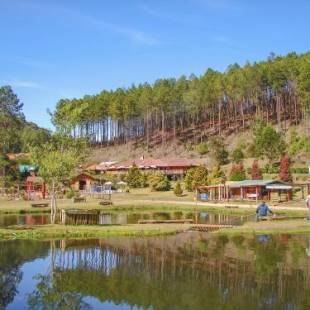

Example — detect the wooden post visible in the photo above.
[241,187,244,200]
[255,186,259,202]
[268,190,271,201]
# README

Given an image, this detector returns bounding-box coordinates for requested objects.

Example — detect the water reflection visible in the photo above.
[2,234,310,309]
[0,211,251,227]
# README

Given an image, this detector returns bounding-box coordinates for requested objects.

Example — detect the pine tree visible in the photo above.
[174,181,183,197]
[125,163,146,188]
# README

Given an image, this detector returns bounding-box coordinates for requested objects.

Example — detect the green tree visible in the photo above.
[209,138,229,165]
[20,123,51,152]
[208,165,226,185]
[197,142,209,155]
[0,86,24,153]
[231,147,244,163]
[148,172,171,191]
[174,181,183,196]
[31,134,87,223]
[230,162,246,181]
[184,165,208,191]
[250,119,286,162]
[125,163,147,188]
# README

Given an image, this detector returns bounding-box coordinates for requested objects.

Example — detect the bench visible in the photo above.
[73,197,86,203]
[31,203,49,208]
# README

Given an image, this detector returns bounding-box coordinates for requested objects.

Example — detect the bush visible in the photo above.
[125,163,148,188]
[231,147,244,163]
[174,181,183,197]
[148,172,171,191]
[209,138,229,165]
[230,162,246,181]
[208,165,226,185]
[250,119,287,161]
[290,167,309,174]
[197,142,209,155]
[66,188,80,199]
[262,163,280,174]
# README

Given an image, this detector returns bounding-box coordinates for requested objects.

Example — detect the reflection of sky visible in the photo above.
[6,257,48,310]
[84,297,143,310]
[5,250,129,309]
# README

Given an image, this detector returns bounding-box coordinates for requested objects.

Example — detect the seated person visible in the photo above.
[256,201,273,221]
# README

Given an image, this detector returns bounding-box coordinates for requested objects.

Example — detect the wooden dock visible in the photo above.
[61,209,100,225]
[138,219,194,224]
[188,224,235,232]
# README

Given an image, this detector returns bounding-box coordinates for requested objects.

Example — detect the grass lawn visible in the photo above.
[0,187,308,217]
[216,219,310,235]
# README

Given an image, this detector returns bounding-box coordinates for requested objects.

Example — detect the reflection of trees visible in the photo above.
[27,234,310,310]
[0,240,49,309]
[0,267,22,310]
[27,274,91,310]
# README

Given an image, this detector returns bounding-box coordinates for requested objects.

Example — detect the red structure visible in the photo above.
[86,158,199,179]
[26,173,46,200]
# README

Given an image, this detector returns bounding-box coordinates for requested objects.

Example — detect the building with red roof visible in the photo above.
[86,158,199,179]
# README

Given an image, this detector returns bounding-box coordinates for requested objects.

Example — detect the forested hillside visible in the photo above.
[52,52,310,150]
[0,86,51,154]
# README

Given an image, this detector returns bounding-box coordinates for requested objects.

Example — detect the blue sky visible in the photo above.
[1,0,310,129]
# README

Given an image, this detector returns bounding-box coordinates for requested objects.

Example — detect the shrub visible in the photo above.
[208,165,226,185]
[231,147,244,163]
[230,162,246,181]
[184,168,195,191]
[174,181,183,197]
[262,163,280,174]
[125,163,148,188]
[66,188,76,199]
[209,138,229,165]
[148,172,171,191]
[250,119,287,161]
[197,142,209,155]
[290,167,309,174]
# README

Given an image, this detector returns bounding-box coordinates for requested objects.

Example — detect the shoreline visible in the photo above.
[1,219,310,240]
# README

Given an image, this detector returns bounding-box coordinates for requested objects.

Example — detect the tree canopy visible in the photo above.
[51,52,310,148]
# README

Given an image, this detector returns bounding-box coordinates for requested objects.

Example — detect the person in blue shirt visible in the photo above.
[256,201,273,221]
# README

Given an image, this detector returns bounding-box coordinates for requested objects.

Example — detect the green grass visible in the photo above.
[0,223,188,240]
[0,186,307,217]
[216,219,310,235]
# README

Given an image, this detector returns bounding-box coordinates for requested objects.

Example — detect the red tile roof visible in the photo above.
[87,158,199,171]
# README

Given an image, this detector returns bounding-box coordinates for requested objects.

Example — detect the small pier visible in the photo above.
[138,219,194,224]
[61,209,100,225]
[188,224,235,232]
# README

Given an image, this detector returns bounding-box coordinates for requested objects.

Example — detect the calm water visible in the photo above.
[0,211,250,227]
[1,233,310,309]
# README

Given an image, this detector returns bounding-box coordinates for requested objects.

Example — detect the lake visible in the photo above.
[1,233,310,309]
[0,211,251,227]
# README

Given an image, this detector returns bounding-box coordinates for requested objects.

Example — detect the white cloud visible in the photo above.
[15,1,162,46]
[0,79,43,89]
